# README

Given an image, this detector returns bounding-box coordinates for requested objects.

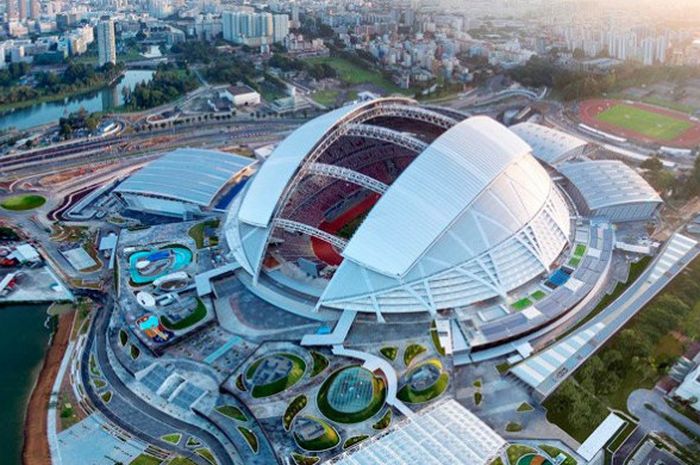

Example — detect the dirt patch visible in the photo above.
[22,311,74,465]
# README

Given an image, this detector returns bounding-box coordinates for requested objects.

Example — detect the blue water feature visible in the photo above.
[129,246,193,285]
[203,336,242,364]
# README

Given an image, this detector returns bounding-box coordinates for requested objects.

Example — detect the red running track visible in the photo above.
[578,98,700,148]
[310,193,380,266]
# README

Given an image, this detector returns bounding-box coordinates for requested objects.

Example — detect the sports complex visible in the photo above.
[578,98,700,148]
[224,97,663,360]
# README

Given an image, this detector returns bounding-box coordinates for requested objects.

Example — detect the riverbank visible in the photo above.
[22,310,74,465]
[0,71,125,115]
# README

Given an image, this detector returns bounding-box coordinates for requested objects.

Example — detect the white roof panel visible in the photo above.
[559,160,662,211]
[342,116,533,277]
[114,148,252,206]
[510,122,587,165]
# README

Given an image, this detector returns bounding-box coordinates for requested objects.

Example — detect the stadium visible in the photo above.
[224,97,661,353]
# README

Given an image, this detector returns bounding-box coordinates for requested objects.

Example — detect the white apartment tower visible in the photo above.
[97,19,116,66]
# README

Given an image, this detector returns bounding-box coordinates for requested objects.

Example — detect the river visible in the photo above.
[0,304,52,465]
[0,69,155,131]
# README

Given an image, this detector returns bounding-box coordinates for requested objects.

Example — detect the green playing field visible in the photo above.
[595,104,692,141]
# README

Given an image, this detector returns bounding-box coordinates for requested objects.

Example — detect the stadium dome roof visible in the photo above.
[225,99,571,315]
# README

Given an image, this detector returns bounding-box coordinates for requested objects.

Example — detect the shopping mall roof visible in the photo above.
[510,122,588,165]
[114,148,252,207]
[558,160,662,211]
[325,399,506,465]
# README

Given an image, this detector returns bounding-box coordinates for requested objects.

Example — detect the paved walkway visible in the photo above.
[628,388,700,446]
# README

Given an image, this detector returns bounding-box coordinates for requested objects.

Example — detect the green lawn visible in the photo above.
[310,89,340,106]
[379,346,398,361]
[532,290,547,301]
[574,244,587,256]
[161,433,182,444]
[343,435,368,449]
[397,359,449,404]
[507,445,536,464]
[539,444,578,465]
[237,426,259,453]
[512,298,533,311]
[596,104,692,140]
[517,402,534,413]
[161,298,207,331]
[248,353,307,398]
[305,56,406,94]
[372,408,392,430]
[291,453,320,465]
[195,448,217,464]
[310,351,329,377]
[1,194,46,211]
[188,219,220,249]
[294,417,340,452]
[283,394,308,431]
[215,405,247,421]
[129,454,162,465]
[403,343,427,366]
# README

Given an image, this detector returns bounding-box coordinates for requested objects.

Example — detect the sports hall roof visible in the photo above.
[558,160,662,211]
[510,122,588,165]
[325,400,506,465]
[114,148,252,207]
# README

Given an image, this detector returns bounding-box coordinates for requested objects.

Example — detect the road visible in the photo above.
[80,293,237,465]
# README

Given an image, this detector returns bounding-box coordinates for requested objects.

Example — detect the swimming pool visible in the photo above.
[137,314,159,331]
[129,245,193,285]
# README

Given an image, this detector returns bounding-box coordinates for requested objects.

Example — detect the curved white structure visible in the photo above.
[225,99,572,316]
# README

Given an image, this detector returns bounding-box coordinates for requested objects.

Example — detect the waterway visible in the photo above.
[0,69,155,131]
[0,304,52,465]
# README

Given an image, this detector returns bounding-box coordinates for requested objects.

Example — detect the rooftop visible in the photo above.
[510,122,588,165]
[114,148,253,207]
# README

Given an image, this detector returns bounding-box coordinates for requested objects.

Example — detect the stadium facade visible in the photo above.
[224,98,577,318]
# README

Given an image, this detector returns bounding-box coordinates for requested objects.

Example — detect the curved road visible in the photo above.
[80,293,236,465]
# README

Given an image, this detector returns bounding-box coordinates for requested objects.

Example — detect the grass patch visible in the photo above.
[317,366,386,423]
[568,256,582,267]
[188,219,220,249]
[235,374,247,391]
[473,379,482,388]
[169,458,198,465]
[379,346,398,361]
[284,395,308,431]
[101,391,112,403]
[539,444,578,465]
[129,454,162,465]
[403,343,427,366]
[294,417,340,452]
[195,448,217,464]
[496,362,510,374]
[248,353,307,398]
[574,244,587,256]
[291,453,320,465]
[607,421,635,452]
[186,437,201,448]
[506,445,536,464]
[474,391,483,405]
[93,379,106,389]
[119,329,128,346]
[372,409,392,430]
[596,103,692,140]
[237,426,259,453]
[215,405,247,421]
[517,402,534,413]
[397,359,449,404]
[532,290,547,300]
[430,321,446,356]
[161,433,182,444]
[343,435,368,449]
[304,56,406,94]
[511,298,533,311]
[0,194,46,211]
[161,298,207,331]
[310,351,329,377]
[130,344,140,360]
[490,459,505,465]
[310,89,340,106]
[506,422,523,432]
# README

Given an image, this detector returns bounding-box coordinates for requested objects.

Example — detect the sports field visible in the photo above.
[595,103,693,141]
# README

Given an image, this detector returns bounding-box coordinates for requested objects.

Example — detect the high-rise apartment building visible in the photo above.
[96,19,116,66]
